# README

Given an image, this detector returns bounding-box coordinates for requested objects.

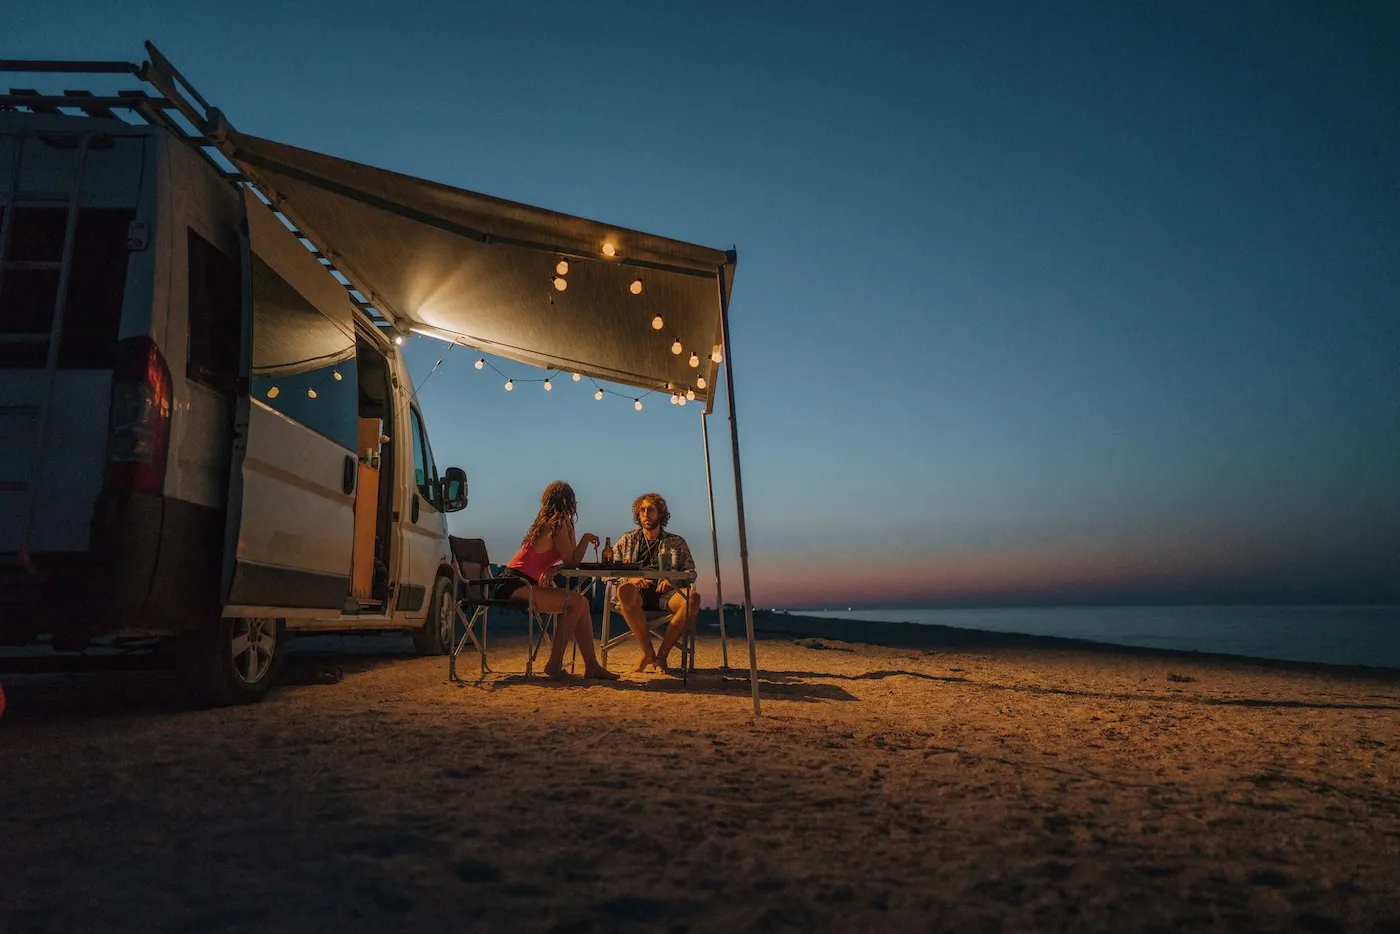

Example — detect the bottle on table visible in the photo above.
[601,536,612,563]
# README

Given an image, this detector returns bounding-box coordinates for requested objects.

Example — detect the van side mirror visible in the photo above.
[441,467,468,512]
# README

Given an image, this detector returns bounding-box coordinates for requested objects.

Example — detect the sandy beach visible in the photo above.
[2,611,1398,933]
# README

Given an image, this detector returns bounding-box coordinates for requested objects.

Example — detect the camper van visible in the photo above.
[0,110,467,704]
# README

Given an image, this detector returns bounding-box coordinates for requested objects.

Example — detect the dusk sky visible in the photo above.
[12,1,1399,608]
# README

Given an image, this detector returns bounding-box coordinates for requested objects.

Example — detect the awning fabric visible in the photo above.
[223,131,735,406]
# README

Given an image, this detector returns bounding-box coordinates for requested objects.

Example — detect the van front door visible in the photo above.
[223,191,358,615]
[396,404,446,615]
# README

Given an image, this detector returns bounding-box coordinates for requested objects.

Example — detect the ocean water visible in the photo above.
[796,605,1400,670]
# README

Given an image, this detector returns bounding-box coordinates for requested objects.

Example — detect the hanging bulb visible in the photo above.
[332,370,343,381]
[671,340,683,355]
[594,389,604,401]
[307,388,317,399]
[651,315,664,330]
[630,277,643,295]
[678,395,687,406]
[686,389,695,401]
[266,386,280,399]
[634,398,642,411]
[602,241,617,257]
[543,379,552,391]
[688,352,699,368]
[572,372,581,382]
[696,376,706,390]
[553,276,568,292]
[711,347,723,363]
[669,394,677,405]
[394,335,404,345]
[505,379,514,391]
[475,358,484,370]
[555,260,569,276]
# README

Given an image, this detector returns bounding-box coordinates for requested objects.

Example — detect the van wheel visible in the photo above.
[176,616,287,706]
[412,576,454,656]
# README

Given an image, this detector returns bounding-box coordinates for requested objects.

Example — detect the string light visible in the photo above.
[686,389,695,401]
[671,340,683,355]
[266,386,280,399]
[553,276,568,292]
[630,277,644,295]
[595,389,604,400]
[678,395,687,406]
[332,370,343,381]
[543,379,552,391]
[307,388,317,399]
[572,372,581,381]
[602,241,617,257]
[634,398,642,410]
[505,379,514,391]
[651,315,664,330]
[555,260,569,275]
[688,352,699,368]
[394,335,404,345]
[711,346,723,363]
[696,376,706,390]
[475,359,484,369]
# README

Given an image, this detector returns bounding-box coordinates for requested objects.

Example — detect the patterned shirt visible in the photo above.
[612,528,695,574]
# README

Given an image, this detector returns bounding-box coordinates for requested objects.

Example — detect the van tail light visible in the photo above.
[105,337,173,495]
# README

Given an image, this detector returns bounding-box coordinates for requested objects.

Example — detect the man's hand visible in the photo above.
[655,578,671,594]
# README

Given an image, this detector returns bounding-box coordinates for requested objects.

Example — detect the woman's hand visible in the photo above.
[579,533,600,550]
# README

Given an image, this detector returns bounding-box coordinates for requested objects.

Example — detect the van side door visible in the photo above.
[222,191,359,615]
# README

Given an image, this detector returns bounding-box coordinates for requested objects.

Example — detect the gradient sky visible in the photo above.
[11,1,1399,607]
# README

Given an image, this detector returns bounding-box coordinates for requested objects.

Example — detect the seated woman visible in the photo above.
[496,481,618,680]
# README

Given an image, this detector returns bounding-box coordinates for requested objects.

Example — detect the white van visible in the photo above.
[0,109,467,704]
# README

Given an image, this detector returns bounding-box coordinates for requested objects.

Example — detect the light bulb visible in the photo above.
[696,376,706,390]
[602,241,617,257]
[543,379,552,391]
[553,276,568,292]
[475,359,484,370]
[572,372,581,382]
[678,395,687,406]
[651,315,664,330]
[332,370,343,381]
[711,347,723,363]
[630,277,643,295]
[394,335,404,345]
[634,398,642,411]
[688,352,699,368]
[670,394,677,405]
[307,388,317,399]
[671,340,683,355]
[686,389,695,401]
[594,389,604,401]
[266,386,280,399]
[505,379,513,391]
[555,260,569,276]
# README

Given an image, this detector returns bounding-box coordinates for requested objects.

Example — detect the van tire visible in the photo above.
[176,616,287,706]
[411,575,454,656]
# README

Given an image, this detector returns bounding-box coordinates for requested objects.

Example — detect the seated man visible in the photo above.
[601,492,699,672]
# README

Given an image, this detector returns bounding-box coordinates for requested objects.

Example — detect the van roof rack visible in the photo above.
[0,42,395,330]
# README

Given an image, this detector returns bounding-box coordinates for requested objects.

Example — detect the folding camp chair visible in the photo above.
[599,580,695,678]
[442,536,558,681]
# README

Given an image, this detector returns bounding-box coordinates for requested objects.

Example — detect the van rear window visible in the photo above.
[0,206,135,368]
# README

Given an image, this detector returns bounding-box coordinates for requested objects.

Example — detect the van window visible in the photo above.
[247,254,358,451]
[186,228,242,385]
[409,407,438,505]
[0,206,134,368]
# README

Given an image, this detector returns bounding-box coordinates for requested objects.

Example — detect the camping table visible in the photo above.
[554,566,698,679]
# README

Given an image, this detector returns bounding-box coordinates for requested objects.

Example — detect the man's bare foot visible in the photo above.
[655,654,671,673]
[634,656,659,672]
[584,666,620,681]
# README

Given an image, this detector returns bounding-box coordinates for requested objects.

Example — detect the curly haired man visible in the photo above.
[601,492,699,672]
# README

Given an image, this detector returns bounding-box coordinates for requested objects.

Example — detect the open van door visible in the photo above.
[222,190,359,615]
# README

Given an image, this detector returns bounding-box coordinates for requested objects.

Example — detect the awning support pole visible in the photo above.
[716,262,760,716]
[701,413,729,669]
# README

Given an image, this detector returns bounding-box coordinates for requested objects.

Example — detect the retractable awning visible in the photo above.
[222,131,735,407]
